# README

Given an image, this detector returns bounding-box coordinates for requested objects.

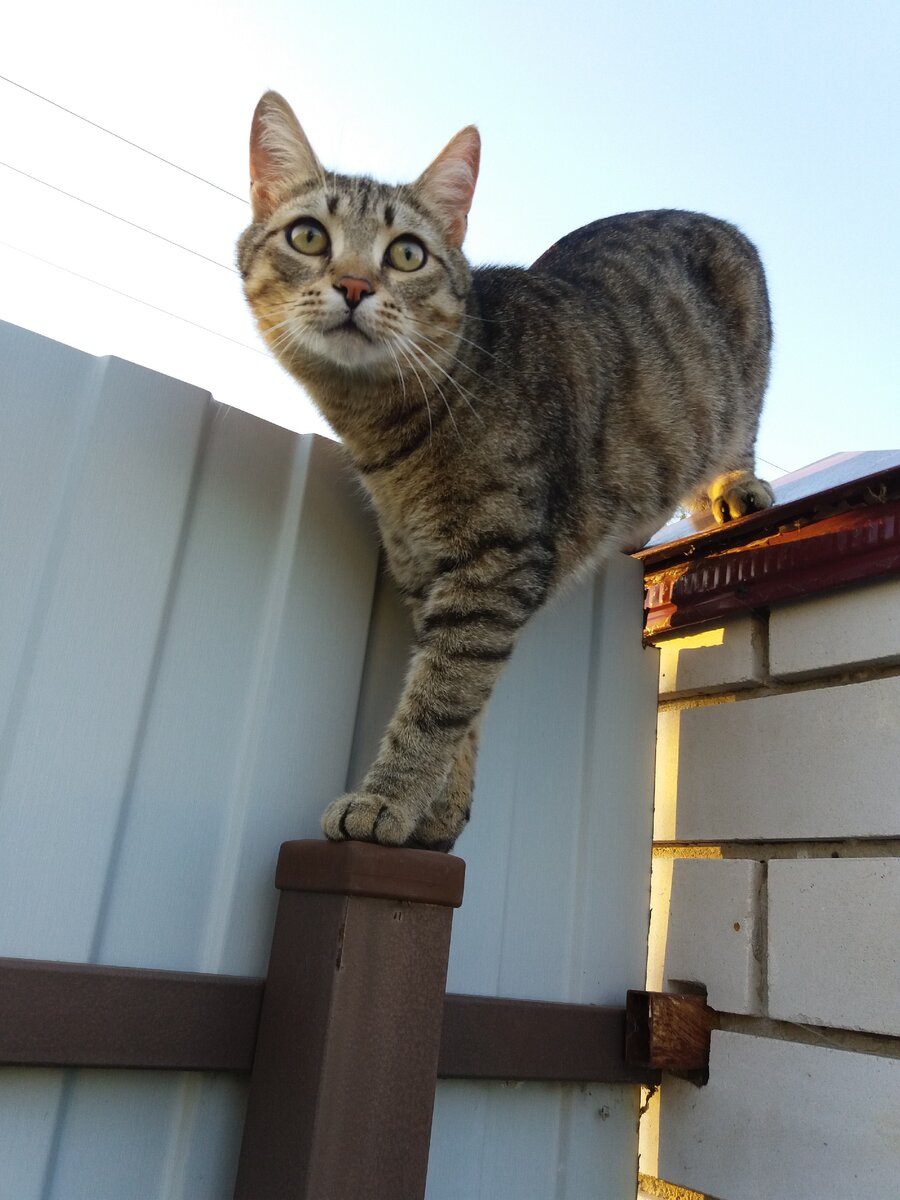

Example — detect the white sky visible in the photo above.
[2,0,898,475]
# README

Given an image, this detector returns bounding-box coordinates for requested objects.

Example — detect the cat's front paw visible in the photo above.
[405,799,471,853]
[321,792,418,846]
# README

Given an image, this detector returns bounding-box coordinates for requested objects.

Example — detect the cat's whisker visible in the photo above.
[394,341,434,439]
[399,337,464,445]
[406,316,505,365]
[406,325,503,400]
[383,339,408,406]
[264,326,294,352]
[263,316,300,336]
[257,316,295,339]
[266,324,301,355]
[258,308,311,346]
[430,310,500,325]
[256,293,317,316]
[404,334,484,425]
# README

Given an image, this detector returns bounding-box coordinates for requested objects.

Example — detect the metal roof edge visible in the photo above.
[637,453,900,638]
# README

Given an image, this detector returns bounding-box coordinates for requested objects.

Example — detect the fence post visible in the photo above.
[233,839,465,1200]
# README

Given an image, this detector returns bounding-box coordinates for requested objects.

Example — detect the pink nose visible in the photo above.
[335,276,374,309]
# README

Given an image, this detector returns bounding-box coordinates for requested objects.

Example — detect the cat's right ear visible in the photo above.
[415,126,481,248]
[249,91,324,221]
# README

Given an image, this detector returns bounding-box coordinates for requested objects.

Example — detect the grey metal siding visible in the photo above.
[0,320,656,1199]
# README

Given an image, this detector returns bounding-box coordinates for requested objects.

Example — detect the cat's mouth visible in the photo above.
[327,317,372,343]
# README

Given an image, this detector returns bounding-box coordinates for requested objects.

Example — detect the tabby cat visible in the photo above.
[238,91,774,852]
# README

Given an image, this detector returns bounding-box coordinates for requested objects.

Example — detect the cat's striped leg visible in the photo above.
[405,722,480,852]
[321,539,550,847]
[320,614,515,847]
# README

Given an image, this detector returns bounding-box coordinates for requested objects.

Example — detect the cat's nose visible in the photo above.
[335,276,374,309]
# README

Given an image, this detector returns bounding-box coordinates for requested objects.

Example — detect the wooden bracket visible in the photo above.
[625,990,717,1083]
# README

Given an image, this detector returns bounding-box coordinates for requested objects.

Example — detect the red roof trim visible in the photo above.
[637,456,900,569]
[643,499,900,637]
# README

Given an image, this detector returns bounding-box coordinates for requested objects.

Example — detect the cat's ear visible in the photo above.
[415,126,480,248]
[249,91,324,221]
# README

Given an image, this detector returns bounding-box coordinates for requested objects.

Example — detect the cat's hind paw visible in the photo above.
[708,471,775,524]
[321,792,418,846]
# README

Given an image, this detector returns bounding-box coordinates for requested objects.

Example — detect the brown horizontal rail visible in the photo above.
[0,957,263,1071]
[438,993,652,1083]
[0,957,657,1084]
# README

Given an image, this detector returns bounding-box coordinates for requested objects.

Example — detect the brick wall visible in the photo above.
[639,578,900,1200]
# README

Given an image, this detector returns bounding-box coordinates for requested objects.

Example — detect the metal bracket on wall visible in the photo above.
[625,989,717,1084]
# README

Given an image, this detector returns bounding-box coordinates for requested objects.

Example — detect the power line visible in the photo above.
[0,238,267,357]
[0,207,798,474]
[0,74,801,475]
[0,161,239,274]
[0,73,248,205]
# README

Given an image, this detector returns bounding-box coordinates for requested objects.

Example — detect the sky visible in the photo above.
[2,0,898,478]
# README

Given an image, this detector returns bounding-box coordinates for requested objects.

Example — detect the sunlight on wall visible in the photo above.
[641,624,730,1189]
[638,1170,709,1200]
[657,627,725,696]
[653,708,683,843]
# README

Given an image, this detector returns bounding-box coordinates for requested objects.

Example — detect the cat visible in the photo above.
[237,90,774,852]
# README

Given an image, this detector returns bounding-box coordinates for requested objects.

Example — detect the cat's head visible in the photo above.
[238,91,479,386]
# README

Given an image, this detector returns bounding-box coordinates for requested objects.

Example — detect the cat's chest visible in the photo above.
[368,486,457,590]
[378,519,446,590]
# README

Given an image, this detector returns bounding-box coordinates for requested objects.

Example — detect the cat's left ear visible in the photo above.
[415,126,480,248]
[249,91,324,221]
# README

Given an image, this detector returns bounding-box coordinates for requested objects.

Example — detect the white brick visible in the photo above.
[657,1031,900,1200]
[652,709,681,843]
[663,859,763,1014]
[770,575,900,679]
[671,676,900,839]
[655,615,764,697]
[769,858,900,1035]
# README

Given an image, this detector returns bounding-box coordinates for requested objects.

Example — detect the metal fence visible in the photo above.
[0,320,659,1199]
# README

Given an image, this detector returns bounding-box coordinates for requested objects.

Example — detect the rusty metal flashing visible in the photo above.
[637,458,900,637]
[626,990,716,1084]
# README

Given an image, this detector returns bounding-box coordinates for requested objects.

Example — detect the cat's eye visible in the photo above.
[287,219,330,256]
[386,236,427,272]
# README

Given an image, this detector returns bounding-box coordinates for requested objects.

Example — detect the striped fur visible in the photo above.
[238,92,774,850]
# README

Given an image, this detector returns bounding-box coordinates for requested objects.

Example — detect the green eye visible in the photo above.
[287,220,329,256]
[386,236,427,272]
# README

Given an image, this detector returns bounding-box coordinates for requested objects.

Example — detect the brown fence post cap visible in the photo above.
[275,839,466,907]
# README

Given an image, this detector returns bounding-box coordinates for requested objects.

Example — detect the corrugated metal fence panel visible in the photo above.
[351,563,658,1200]
[1,320,657,1199]
[0,323,379,1199]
